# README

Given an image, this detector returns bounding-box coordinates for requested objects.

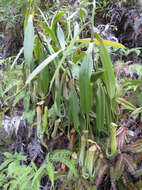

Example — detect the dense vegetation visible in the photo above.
[1,0,142,189]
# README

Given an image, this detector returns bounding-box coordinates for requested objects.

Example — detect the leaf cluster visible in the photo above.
[0,150,77,190]
[1,1,142,189]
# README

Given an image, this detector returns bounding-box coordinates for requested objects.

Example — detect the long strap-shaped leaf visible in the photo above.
[26,49,64,84]
[79,43,93,114]
[24,14,34,68]
[94,33,116,99]
[69,80,80,134]
[95,84,105,132]
[76,38,125,48]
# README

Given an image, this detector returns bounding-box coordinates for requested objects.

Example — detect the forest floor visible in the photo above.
[1,1,142,189]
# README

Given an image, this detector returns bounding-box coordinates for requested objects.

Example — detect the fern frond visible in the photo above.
[49,149,72,161]
[48,150,77,177]
[53,157,77,177]
[12,90,25,106]
[4,79,21,95]
[46,161,55,187]
[32,164,46,189]
[4,152,26,161]
[0,173,7,187]
[7,161,35,190]
[3,183,10,190]
[20,173,35,190]
[0,159,13,171]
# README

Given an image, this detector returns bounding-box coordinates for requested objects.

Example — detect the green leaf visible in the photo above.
[32,164,46,188]
[51,12,65,32]
[24,14,34,67]
[52,156,77,177]
[42,106,48,136]
[22,109,35,125]
[0,173,7,187]
[95,84,105,132]
[34,39,49,94]
[79,8,87,19]
[79,43,93,114]
[94,33,116,99]
[11,47,24,69]
[69,81,80,134]
[118,181,126,190]
[117,97,136,111]
[13,90,25,107]
[105,95,112,126]
[24,90,30,112]
[46,161,55,187]
[49,22,88,92]
[54,73,65,116]
[56,23,66,49]
[40,22,59,45]
[24,8,30,31]
[131,107,142,117]
[0,159,13,171]
[50,150,72,160]
[26,49,64,84]
[4,152,26,161]
[4,79,20,94]
[91,71,104,83]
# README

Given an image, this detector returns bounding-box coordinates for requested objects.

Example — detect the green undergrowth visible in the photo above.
[0,0,142,189]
